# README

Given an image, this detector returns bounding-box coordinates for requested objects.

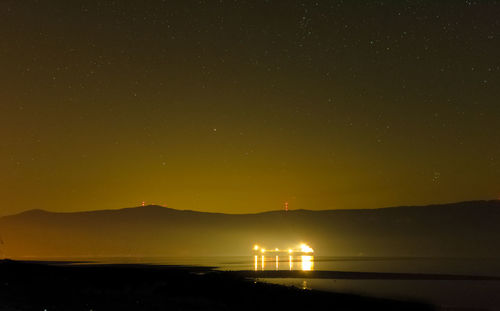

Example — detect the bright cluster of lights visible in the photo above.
[300,243,314,253]
[253,243,314,254]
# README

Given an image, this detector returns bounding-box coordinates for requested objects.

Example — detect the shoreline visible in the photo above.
[0,259,435,310]
[233,270,500,281]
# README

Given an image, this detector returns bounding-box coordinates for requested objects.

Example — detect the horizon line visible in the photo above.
[3,199,500,218]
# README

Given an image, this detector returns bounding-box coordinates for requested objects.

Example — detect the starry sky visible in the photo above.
[1,0,499,216]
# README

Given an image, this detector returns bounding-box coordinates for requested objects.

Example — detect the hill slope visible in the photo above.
[1,201,500,257]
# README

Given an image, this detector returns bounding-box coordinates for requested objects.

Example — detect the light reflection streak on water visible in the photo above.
[253,255,314,271]
[301,255,314,271]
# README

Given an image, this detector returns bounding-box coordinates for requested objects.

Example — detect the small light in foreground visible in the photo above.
[302,280,308,290]
[253,245,259,251]
[261,248,266,253]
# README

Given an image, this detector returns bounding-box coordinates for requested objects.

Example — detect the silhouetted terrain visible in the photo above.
[0,260,434,311]
[1,200,500,257]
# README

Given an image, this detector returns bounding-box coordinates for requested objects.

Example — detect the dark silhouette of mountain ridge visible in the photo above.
[1,200,500,258]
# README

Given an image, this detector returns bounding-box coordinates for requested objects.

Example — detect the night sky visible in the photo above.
[1,0,499,216]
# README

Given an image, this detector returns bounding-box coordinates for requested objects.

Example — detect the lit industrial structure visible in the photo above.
[252,243,314,255]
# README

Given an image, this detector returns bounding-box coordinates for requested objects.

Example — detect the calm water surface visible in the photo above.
[46,256,500,310]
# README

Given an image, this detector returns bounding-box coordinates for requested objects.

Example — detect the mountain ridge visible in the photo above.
[1,200,500,258]
[4,199,499,219]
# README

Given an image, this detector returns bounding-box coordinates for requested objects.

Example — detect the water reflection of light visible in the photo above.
[253,255,314,271]
[301,255,314,271]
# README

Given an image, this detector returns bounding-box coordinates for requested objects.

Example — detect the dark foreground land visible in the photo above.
[0,260,435,311]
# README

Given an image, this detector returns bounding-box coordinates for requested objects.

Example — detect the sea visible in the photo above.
[35,256,500,310]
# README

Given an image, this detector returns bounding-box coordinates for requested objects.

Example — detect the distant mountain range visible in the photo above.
[1,200,500,258]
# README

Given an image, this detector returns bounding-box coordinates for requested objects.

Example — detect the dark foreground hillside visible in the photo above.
[0,260,434,311]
